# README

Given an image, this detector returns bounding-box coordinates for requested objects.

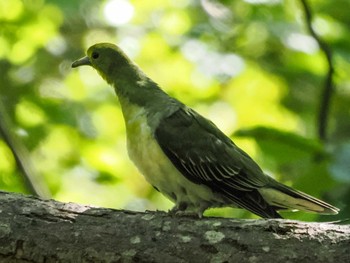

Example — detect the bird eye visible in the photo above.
[92,52,99,59]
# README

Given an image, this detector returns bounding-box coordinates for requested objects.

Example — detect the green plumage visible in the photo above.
[72,43,339,218]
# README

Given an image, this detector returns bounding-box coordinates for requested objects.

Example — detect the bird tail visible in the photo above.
[259,182,339,215]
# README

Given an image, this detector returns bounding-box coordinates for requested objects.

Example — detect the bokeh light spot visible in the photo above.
[103,0,134,26]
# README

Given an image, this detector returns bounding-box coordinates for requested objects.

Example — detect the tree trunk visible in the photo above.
[0,191,349,263]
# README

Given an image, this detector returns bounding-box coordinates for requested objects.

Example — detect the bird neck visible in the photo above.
[103,63,181,128]
[113,76,168,107]
[112,70,180,123]
[102,62,164,106]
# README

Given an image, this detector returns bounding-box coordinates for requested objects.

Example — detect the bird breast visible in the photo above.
[122,102,222,207]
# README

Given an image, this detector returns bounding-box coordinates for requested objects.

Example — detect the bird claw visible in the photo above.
[169,203,204,218]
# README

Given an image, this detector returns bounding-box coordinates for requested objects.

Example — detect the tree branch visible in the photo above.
[299,0,335,141]
[0,191,349,262]
[0,100,50,198]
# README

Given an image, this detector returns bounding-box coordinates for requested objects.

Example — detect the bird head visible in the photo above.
[72,42,167,106]
[72,43,137,85]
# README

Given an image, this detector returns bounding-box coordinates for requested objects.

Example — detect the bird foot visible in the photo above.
[169,203,204,218]
[170,210,202,218]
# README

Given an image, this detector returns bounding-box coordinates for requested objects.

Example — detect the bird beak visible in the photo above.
[71,56,91,68]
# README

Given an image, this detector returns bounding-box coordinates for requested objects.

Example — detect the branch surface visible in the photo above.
[0,191,349,262]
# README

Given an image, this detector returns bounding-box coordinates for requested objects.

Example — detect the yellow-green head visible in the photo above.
[72,43,169,108]
[72,43,141,86]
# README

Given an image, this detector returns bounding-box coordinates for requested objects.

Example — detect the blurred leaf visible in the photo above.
[234,126,325,157]
[94,171,120,184]
[329,142,350,183]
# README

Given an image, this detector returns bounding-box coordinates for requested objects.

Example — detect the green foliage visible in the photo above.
[0,0,349,220]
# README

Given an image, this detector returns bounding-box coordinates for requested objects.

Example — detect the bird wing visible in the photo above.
[154,107,281,218]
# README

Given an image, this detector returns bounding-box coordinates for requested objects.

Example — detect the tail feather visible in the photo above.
[259,183,339,215]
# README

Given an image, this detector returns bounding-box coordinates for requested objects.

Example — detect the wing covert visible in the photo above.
[155,107,267,188]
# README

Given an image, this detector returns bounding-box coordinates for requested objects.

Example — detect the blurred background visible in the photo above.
[0,0,349,221]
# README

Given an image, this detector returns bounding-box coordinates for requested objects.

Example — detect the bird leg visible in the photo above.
[169,201,205,218]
